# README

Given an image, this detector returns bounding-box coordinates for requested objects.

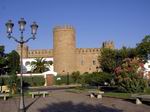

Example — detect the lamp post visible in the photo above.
[5,18,38,112]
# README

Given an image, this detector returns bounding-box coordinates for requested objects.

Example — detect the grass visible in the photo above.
[67,87,132,99]
[103,92,131,99]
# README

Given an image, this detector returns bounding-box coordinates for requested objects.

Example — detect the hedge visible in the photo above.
[0,75,45,87]
[54,75,75,85]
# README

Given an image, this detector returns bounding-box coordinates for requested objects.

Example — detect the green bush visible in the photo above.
[54,72,113,86]
[54,75,75,85]
[23,76,45,87]
[0,76,10,85]
[80,72,113,87]
[71,71,80,83]
[115,72,148,93]
[8,74,20,94]
[0,75,45,87]
[0,74,20,94]
[144,87,150,94]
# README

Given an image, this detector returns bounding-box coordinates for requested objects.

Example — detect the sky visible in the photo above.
[0,0,150,53]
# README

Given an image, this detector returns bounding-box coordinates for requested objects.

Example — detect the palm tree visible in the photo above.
[31,58,53,73]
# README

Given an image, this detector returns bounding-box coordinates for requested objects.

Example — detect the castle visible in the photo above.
[16,25,114,75]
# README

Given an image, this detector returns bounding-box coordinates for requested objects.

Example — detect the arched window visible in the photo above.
[93,60,96,65]
[81,60,84,65]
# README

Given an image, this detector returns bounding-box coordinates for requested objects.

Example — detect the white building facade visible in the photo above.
[21,58,57,76]
[143,60,150,79]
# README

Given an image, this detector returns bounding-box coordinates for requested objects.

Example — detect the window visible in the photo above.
[93,60,96,65]
[81,60,84,65]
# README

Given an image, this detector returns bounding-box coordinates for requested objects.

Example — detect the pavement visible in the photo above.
[0,90,150,112]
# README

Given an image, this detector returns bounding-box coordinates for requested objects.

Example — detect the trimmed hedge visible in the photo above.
[80,72,113,86]
[54,72,113,86]
[0,75,45,87]
[54,75,75,85]
[23,76,45,87]
[0,76,10,85]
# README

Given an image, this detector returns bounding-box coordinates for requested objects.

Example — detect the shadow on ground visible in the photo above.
[124,99,150,106]
[25,96,41,111]
[38,101,123,112]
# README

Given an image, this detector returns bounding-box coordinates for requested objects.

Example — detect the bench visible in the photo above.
[131,94,150,104]
[89,90,104,99]
[0,85,10,93]
[29,91,49,98]
[0,93,10,101]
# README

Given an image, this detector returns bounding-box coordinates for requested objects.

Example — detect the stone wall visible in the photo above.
[16,25,115,75]
[53,25,76,75]
[75,48,100,73]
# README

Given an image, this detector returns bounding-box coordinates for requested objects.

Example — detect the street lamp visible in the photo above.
[5,18,38,112]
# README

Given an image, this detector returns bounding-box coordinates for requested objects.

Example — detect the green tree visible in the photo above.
[8,73,20,94]
[114,58,147,93]
[136,35,150,60]
[80,72,113,87]
[98,48,117,73]
[7,50,20,74]
[116,47,137,66]
[0,46,5,57]
[71,71,80,83]
[0,46,7,75]
[31,58,53,73]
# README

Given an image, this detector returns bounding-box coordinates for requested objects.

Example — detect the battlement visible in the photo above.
[76,48,101,54]
[53,25,75,32]
[102,40,114,49]
[28,49,53,58]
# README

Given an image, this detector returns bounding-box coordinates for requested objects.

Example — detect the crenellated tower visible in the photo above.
[53,25,76,74]
[102,41,114,49]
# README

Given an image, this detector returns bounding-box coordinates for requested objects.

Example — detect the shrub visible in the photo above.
[115,72,148,93]
[0,77,4,86]
[23,76,45,87]
[8,73,20,94]
[0,75,45,94]
[0,74,20,94]
[54,75,75,85]
[144,87,150,94]
[0,76,9,85]
[80,72,113,87]
[114,58,148,93]
[71,71,80,83]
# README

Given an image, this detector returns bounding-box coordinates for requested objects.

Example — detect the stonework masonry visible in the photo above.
[16,25,114,75]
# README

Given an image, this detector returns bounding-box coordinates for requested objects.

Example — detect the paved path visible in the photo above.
[0,90,150,112]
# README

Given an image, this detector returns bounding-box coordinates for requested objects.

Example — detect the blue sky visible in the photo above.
[0,0,150,53]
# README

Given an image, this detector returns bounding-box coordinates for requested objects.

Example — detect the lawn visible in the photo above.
[67,87,134,99]
[103,92,131,99]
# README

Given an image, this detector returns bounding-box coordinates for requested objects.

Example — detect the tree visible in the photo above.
[0,46,5,57]
[114,58,148,93]
[8,73,20,94]
[31,58,53,73]
[98,48,117,73]
[80,72,113,87]
[116,47,137,66]
[0,46,7,75]
[7,50,20,74]
[136,35,150,60]
[99,46,138,74]
[71,71,80,83]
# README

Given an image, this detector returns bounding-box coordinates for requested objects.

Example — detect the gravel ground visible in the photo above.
[0,90,150,112]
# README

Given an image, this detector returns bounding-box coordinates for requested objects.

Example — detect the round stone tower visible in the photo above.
[53,25,76,75]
